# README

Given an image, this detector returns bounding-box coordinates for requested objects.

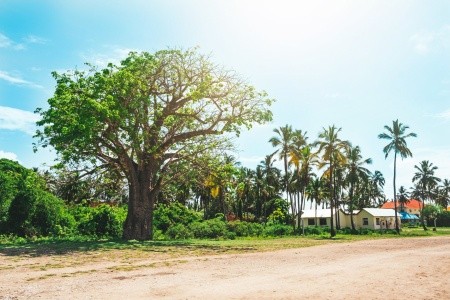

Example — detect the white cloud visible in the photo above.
[23,35,47,44]
[0,106,40,135]
[0,70,43,89]
[80,46,141,68]
[0,150,18,161]
[0,33,12,48]
[436,109,450,120]
[410,25,450,55]
[0,33,25,50]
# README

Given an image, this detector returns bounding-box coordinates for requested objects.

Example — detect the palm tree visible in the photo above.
[378,119,417,234]
[306,176,327,228]
[370,170,385,206]
[257,152,282,221]
[270,125,296,224]
[315,125,349,237]
[412,160,441,230]
[397,186,410,213]
[345,145,372,231]
[436,179,450,209]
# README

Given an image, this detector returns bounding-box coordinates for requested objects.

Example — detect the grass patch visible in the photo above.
[1,228,449,259]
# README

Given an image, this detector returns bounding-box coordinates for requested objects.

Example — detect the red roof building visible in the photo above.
[381,199,422,216]
[381,199,422,209]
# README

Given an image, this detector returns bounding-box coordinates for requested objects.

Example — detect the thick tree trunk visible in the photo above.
[123,168,157,241]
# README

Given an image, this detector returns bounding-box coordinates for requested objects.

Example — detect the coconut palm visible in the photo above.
[314,125,350,237]
[256,152,282,220]
[436,179,450,209]
[397,186,410,213]
[378,119,417,234]
[306,176,327,228]
[412,160,441,230]
[345,145,372,231]
[369,170,385,206]
[269,125,295,216]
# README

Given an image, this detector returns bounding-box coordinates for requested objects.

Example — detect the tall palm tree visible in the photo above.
[345,145,372,231]
[315,125,349,237]
[378,119,417,234]
[412,160,441,230]
[270,125,296,223]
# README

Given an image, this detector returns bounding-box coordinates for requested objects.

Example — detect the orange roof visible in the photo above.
[381,199,422,209]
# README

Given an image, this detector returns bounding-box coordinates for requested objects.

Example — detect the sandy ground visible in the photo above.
[1,236,449,299]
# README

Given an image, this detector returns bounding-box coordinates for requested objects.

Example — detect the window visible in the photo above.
[308,218,315,226]
[376,218,380,225]
[319,218,327,226]
[363,218,369,226]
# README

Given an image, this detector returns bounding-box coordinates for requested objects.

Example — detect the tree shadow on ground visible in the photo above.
[0,238,195,257]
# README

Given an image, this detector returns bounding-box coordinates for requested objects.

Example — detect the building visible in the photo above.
[300,208,399,230]
[381,199,422,217]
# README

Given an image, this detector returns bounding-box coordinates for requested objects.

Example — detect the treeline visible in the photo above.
[1,119,449,240]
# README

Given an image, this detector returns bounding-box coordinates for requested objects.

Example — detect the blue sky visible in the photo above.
[1,0,449,198]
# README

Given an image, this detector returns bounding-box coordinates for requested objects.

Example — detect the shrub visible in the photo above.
[227,221,264,237]
[303,226,322,235]
[153,202,201,233]
[7,189,74,237]
[31,192,75,236]
[75,205,126,238]
[166,223,193,240]
[263,224,293,237]
[189,218,228,239]
[437,210,450,227]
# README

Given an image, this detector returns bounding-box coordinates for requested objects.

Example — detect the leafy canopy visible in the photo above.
[35,49,273,183]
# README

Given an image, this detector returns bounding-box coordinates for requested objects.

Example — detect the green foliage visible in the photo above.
[263,224,293,236]
[30,192,75,236]
[166,224,193,240]
[267,208,288,225]
[227,221,264,237]
[436,210,450,227]
[73,205,126,238]
[189,218,228,239]
[153,202,201,233]
[0,159,47,231]
[304,226,330,235]
[7,188,74,237]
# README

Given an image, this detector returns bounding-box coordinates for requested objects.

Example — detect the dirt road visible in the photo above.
[1,236,449,299]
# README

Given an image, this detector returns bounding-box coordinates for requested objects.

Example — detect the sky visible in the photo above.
[1,0,449,199]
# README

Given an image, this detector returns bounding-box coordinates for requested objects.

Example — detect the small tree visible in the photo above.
[423,204,443,231]
[35,48,273,240]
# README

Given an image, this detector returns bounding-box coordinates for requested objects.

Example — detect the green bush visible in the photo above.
[75,205,126,238]
[153,202,201,233]
[263,224,293,236]
[303,226,322,235]
[437,211,450,227]
[227,221,264,237]
[7,189,74,237]
[166,223,193,240]
[31,192,75,236]
[189,218,228,239]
